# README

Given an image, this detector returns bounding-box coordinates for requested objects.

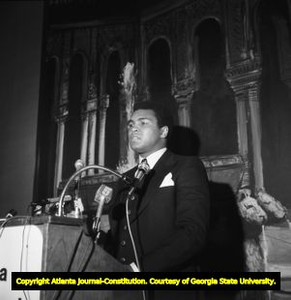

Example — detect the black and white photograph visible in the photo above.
[0,1,290,300]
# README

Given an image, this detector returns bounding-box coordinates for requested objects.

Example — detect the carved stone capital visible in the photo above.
[225,58,262,92]
[172,77,196,103]
[86,98,98,112]
[55,104,69,123]
[99,94,110,110]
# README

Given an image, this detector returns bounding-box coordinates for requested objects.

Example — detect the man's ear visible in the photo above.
[160,126,169,139]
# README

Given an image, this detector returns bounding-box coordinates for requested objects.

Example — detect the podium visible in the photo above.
[0,215,143,300]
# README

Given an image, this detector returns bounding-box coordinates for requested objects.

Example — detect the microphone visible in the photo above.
[5,209,17,219]
[74,159,84,172]
[74,159,84,187]
[128,159,150,198]
[134,159,150,182]
[92,184,113,238]
[73,159,84,217]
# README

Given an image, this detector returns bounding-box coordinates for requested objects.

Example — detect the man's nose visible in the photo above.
[129,124,139,132]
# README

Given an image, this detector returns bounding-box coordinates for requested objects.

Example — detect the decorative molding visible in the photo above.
[143,12,174,46]
[72,27,91,53]
[175,7,190,82]
[187,0,221,21]
[201,153,244,169]
[99,94,110,110]
[225,0,258,65]
[226,0,246,63]
[46,32,62,56]
[201,154,246,193]
[86,98,97,112]
[225,57,262,91]
[55,104,69,123]
[98,23,135,55]
[87,81,98,101]
[172,76,196,102]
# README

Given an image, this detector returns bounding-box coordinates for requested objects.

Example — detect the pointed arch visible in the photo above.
[191,18,237,156]
[147,37,177,122]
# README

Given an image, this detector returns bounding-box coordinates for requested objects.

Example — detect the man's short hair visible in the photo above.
[133,100,174,132]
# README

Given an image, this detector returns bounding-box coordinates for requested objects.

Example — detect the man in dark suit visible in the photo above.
[109,101,209,298]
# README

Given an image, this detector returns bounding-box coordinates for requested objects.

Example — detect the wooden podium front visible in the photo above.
[0,215,143,300]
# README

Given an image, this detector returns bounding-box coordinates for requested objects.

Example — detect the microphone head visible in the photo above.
[135,159,150,181]
[94,184,113,204]
[5,209,17,218]
[74,159,84,171]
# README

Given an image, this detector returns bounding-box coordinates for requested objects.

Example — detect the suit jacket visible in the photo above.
[109,150,210,272]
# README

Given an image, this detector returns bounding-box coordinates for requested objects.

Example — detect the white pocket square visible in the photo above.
[159,172,174,187]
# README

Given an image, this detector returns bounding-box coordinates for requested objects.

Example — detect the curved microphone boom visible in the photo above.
[57,164,130,216]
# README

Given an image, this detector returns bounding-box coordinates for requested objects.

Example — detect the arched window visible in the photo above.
[105,51,121,169]
[147,38,177,122]
[191,19,237,156]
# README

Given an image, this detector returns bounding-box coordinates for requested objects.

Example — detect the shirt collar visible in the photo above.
[138,148,167,169]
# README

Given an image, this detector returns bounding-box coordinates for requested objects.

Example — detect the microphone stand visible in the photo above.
[57,165,131,217]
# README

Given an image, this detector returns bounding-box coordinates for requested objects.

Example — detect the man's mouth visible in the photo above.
[130,135,140,141]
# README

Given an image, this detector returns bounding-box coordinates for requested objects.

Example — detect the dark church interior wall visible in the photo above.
[0,1,44,215]
[0,1,291,298]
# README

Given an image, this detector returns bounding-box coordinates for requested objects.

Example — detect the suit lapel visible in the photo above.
[135,150,176,216]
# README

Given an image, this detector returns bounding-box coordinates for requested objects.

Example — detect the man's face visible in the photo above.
[127,109,168,157]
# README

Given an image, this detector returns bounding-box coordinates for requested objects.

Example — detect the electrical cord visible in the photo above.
[125,194,141,271]
[125,193,147,300]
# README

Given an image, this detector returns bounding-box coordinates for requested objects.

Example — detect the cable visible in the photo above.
[52,225,95,300]
[52,228,84,300]
[20,215,31,300]
[125,195,141,271]
[125,194,147,300]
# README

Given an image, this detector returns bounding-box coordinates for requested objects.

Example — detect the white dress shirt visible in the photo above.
[138,148,167,169]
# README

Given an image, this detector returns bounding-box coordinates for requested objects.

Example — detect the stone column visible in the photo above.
[54,109,68,195]
[235,89,250,187]
[54,32,71,193]
[86,98,98,175]
[226,58,263,190]
[248,84,264,191]
[98,94,110,169]
[172,77,195,127]
[80,112,88,168]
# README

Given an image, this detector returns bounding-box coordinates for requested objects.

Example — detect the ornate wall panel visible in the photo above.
[143,12,174,47]
[226,0,248,64]
[174,7,190,83]
[72,27,91,54]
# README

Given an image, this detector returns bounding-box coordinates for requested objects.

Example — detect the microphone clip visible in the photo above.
[122,175,134,186]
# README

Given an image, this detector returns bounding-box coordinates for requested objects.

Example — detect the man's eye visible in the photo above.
[140,120,149,125]
[127,123,133,129]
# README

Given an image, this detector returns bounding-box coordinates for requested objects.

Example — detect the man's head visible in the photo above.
[127,101,173,157]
